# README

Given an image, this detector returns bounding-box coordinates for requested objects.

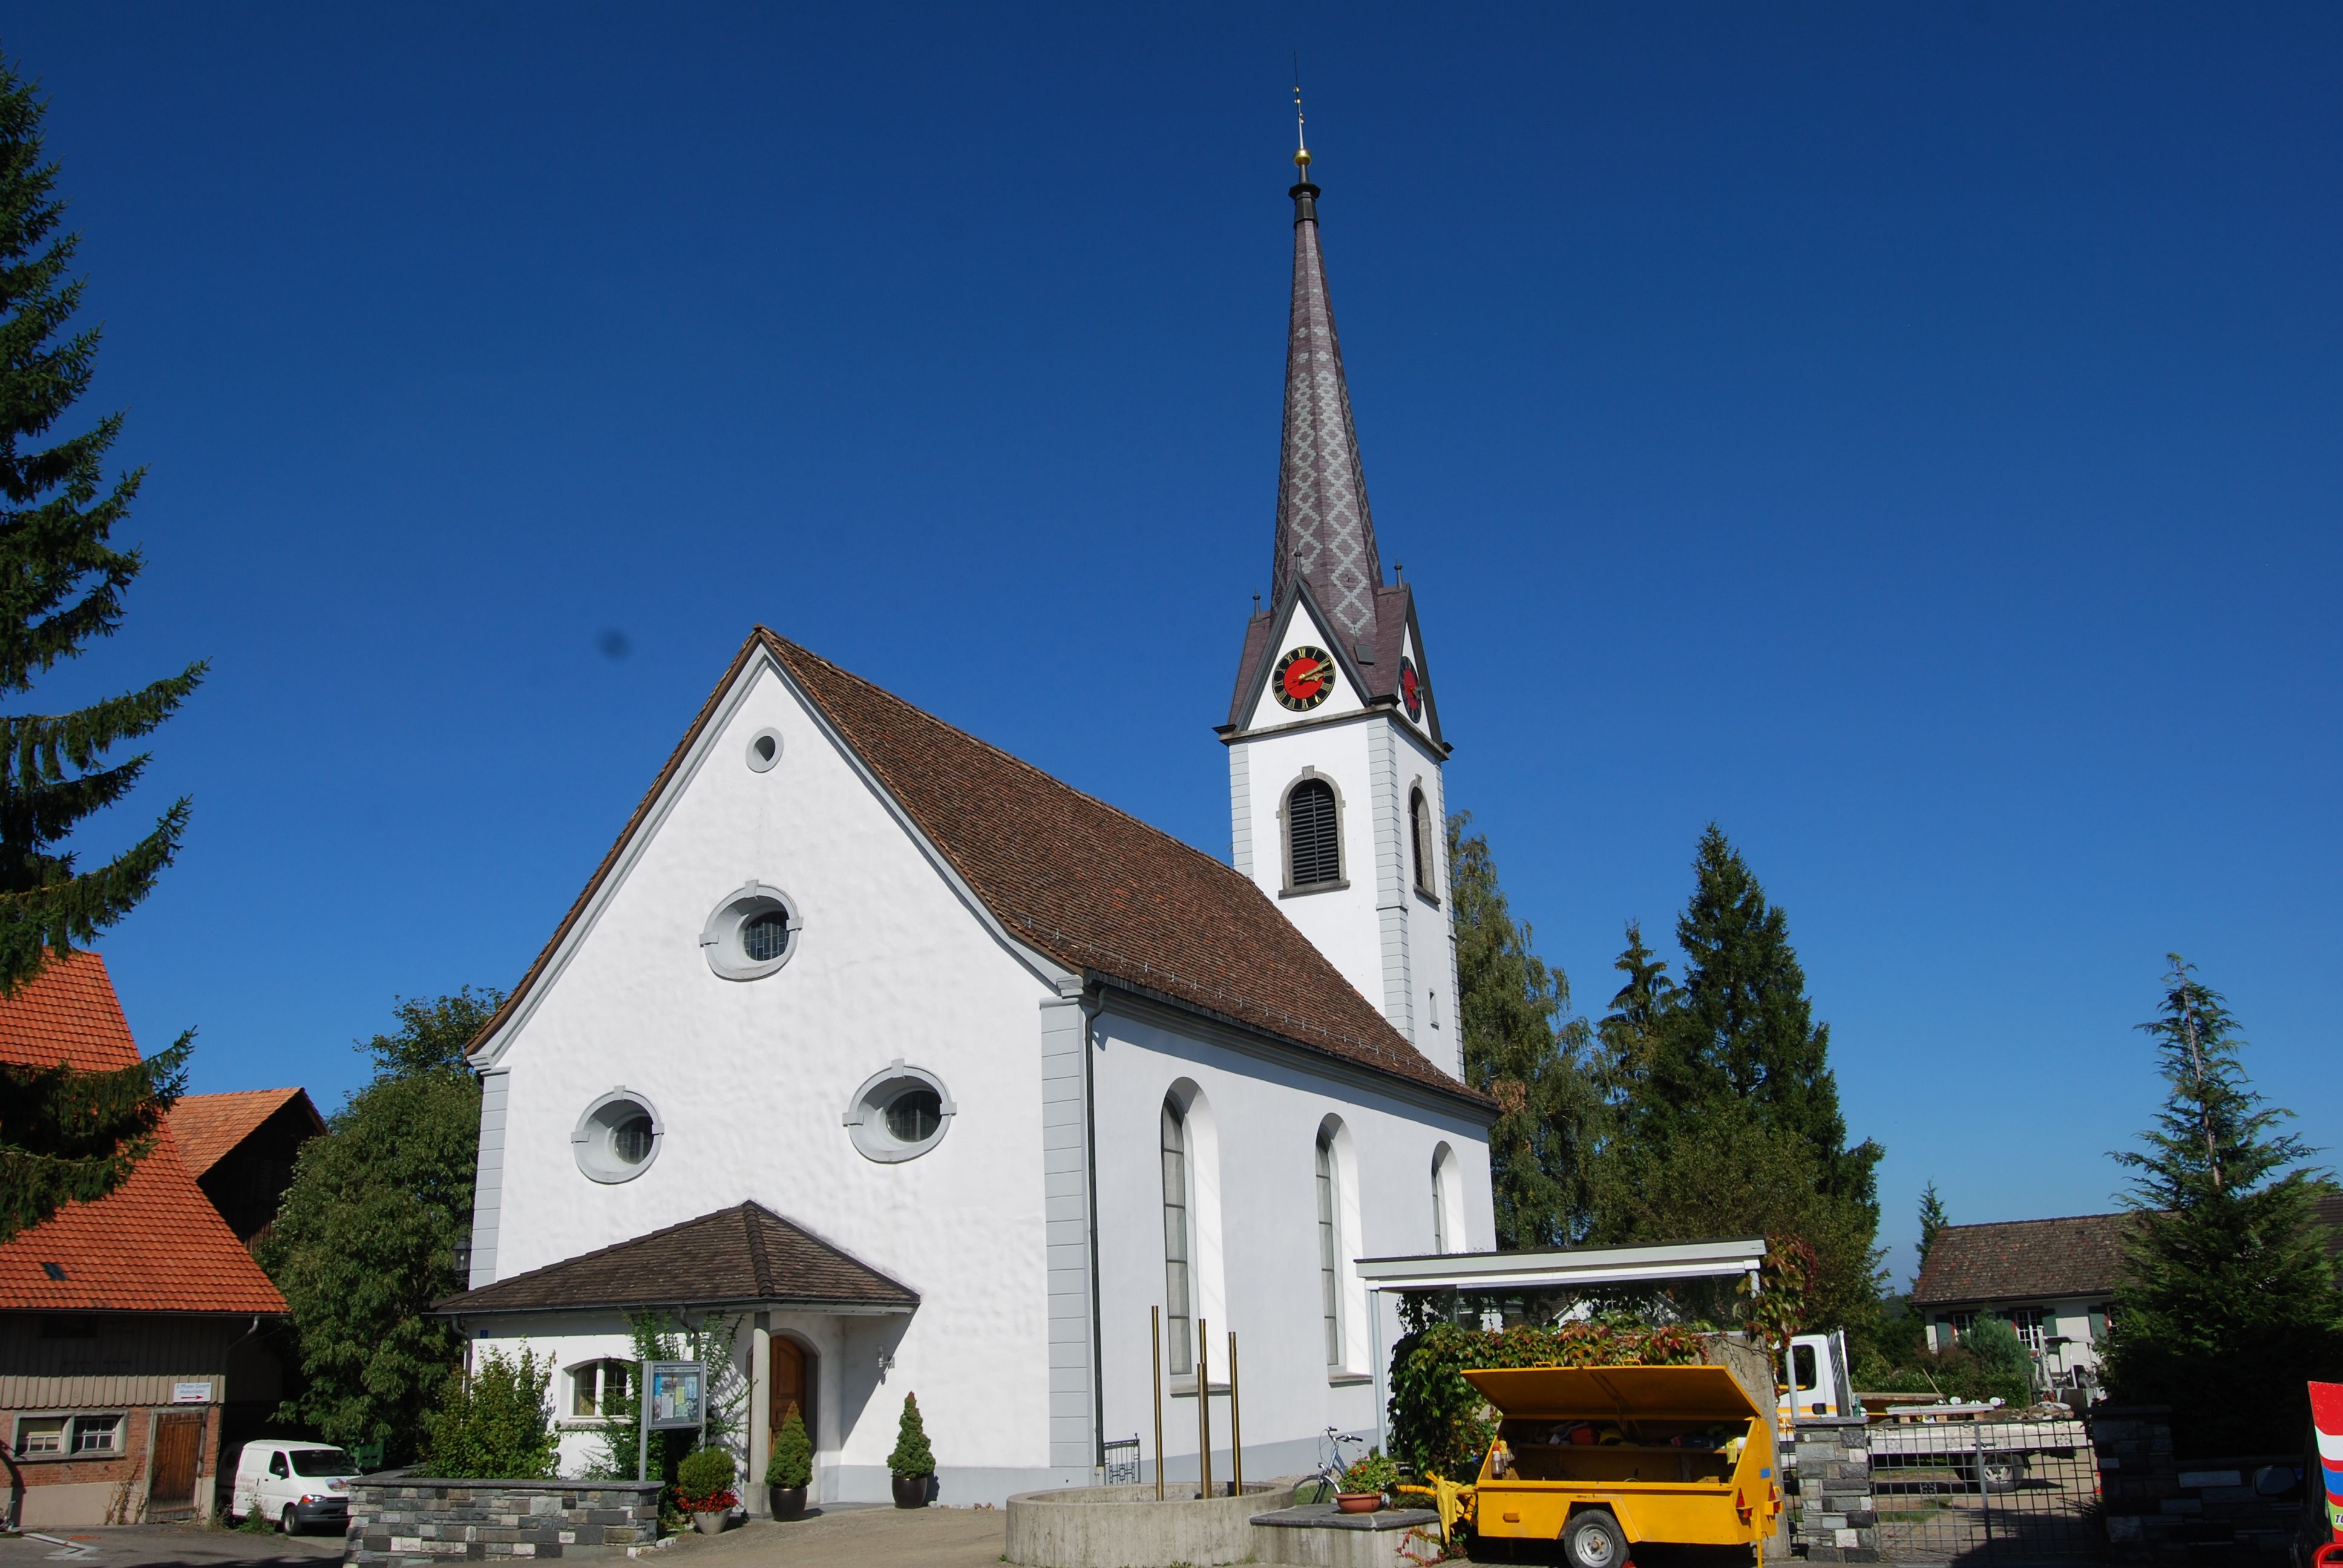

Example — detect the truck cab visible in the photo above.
[1778,1331,1853,1425]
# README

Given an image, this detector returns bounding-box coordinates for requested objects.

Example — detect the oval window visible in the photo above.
[844,1064,955,1163]
[574,1091,663,1184]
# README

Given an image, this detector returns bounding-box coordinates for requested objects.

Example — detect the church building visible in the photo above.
[438,140,1495,1507]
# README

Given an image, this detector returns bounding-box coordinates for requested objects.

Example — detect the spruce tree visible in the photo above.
[1915,1180,1948,1279]
[1448,811,1599,1249]
[1592,918,1674,1111]
[0,56,204,1245]
[2103,956,2343,1455]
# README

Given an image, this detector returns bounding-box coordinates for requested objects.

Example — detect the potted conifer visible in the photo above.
[768,1402,811,1519]
[887,1393,936,1508]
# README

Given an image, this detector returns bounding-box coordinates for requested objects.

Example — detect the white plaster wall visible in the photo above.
[1394,723,1461,1078]
[482,655,1062,1498]
[1092,1008,1495,1478]
[1231,719,1385,1010]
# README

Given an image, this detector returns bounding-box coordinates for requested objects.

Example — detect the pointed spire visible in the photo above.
[1271,131,1383,644]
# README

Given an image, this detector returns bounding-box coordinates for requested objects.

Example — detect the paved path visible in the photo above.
[665,1509,1006,1568]
[0,1524,341,1568]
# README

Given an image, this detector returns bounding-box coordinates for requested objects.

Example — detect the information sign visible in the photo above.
[644,1362,705,1429]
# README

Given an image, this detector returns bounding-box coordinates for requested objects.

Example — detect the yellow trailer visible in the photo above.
[1455,1364,1783,1568]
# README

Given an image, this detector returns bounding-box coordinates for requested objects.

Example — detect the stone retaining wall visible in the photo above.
[343,1475,664,1567]
[1790,1415,1877,1562]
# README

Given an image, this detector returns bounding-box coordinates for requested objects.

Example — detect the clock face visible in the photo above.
[1274,645,1336,711]
[1399,657,1423,722]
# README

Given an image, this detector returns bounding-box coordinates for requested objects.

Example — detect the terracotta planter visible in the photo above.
[692,1510,731,1535]
[891,1472,932,1508]
[768,1483,807,1518]
[1335,1492,1381,1514]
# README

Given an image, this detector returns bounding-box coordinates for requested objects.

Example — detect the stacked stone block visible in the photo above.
[2093,1405,2181,1563]
[1789,1415,1877,1563]
[344,1477,665,1567]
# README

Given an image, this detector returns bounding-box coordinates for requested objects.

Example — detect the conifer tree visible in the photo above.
[0,56,204,1245]
[1448,812,1599,1249]
[1588,827,1883,1330]
[1915,1180,1948,1279]
[2103,956,2343,1454]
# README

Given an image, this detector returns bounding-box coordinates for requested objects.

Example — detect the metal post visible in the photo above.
[1196,1319,1211,1500]
[1151,1307,1165,1501]
[637,1359,649,1484]
[1227,1331,1242,1494]
[1974,1421,1993,1553]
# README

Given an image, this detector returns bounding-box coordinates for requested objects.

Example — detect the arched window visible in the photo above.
[1410,788,1437,898]
[1316,1126,1343,1366]
[1287,777,1342,890]
[1431,1153,1448,1255]
[1161,1099,1194,1376]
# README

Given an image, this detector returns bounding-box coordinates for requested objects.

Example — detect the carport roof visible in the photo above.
[433,1201,918,1318]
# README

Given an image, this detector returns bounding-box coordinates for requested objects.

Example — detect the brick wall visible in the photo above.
[343,1477,664,1566]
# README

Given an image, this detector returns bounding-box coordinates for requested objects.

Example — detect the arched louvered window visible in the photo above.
[1287,778,1342,889]
[1316,1126,1343,1366]
[1161,1099,1194,1376]
[1410,787,1436,897]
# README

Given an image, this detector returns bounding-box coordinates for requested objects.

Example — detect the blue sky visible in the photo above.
[4,4,2336,1282]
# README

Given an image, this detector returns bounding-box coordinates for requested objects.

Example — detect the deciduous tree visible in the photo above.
[262,990,500,1459]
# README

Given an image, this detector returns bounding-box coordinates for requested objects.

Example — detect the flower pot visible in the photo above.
[1335,1492,1381,1514]
[768,1483,807,1519]
[891,1472,932,1508]
[692,1511,731,1535]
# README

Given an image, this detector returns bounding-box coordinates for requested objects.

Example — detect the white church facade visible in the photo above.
[437,143,1495,1508]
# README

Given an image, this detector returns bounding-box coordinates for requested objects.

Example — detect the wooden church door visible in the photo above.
[770,1337,813,1448]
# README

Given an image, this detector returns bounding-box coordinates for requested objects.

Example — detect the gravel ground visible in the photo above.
[661,1508,1006,1568]
[0,1523,342,1568]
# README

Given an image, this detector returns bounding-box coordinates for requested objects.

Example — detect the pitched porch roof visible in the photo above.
[432,1201,918,1318]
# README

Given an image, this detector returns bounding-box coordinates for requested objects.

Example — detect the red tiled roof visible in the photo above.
[170,1087,324,1178]
[0,953,287,1316]
[473,630,1489,1110]
[434,1201,918,1316]
[1910,1214,2135,1307]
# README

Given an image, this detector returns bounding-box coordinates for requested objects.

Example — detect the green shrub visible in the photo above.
[886,1392,935,1477]
[1958,1317,2035,1406]
[1388,1319,1708,1481]
[419,1347,556,1480]
[675,1445,736,1509]
[770,1403,813,1489]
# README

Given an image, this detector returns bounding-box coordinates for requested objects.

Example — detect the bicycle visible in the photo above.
[1299,1426,1367,1504]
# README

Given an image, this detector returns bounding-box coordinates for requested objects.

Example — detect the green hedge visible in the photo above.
[1387,1320,1708,1481]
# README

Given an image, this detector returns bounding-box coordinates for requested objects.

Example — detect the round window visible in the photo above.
[844,1063,955,1163]
[701,884,801,981]
[574,1091,663,1184]
[746,728,783,773]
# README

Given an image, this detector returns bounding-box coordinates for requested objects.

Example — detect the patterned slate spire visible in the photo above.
[1271,159,1383,644]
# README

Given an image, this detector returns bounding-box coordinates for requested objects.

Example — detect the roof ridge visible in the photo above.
[758,629,1254,891]
[740,1202,773,1296]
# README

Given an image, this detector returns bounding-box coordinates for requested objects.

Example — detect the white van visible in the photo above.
[229,1439,360,1534]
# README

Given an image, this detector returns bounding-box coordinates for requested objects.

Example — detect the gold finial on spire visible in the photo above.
[1293,63,1310,170]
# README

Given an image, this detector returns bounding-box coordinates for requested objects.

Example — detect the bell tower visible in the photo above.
[1217,129,1459,1078]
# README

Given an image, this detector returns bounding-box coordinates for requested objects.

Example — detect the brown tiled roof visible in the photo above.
[1911,1214,2135,1307]
[170,1087,324,1178]
[432,1202,917,1316]
[0,953,286,1316]
[473,629,1487,1111]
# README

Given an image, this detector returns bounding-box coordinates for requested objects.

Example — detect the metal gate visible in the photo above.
[1872,1420,2103,1562]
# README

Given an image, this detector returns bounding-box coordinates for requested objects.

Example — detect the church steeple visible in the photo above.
[1271,139,1384,646]
[1219,126,1461,1079]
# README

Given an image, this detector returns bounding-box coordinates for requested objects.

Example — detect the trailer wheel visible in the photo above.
[1979,1453,2023,1494]
[1564,1509,1627,1568]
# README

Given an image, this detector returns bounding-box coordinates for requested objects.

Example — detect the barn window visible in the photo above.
[1285,777,1343,890]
